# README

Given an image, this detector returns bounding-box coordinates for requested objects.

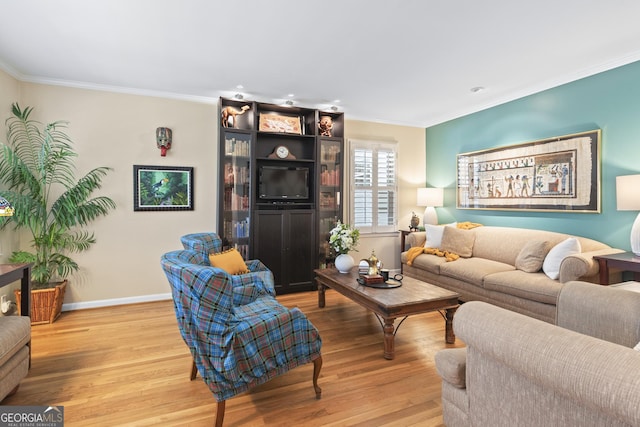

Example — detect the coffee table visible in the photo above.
[314,268,460,359]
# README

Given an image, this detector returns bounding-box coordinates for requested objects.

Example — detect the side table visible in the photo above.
[0,263,32,317]
[592,252,640,285]
[400,229,415,252]
[0,263,32,366]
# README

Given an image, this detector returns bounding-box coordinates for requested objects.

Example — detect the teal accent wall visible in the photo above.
[426,60,640,250]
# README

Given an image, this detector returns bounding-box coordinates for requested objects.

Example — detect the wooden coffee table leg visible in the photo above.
[317,281,326,308]
[383,318,395,360]
[445,307,457,344]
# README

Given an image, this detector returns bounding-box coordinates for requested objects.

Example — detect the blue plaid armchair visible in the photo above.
[161,233,322,426]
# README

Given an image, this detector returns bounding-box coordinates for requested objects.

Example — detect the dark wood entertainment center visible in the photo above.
[218,97,344,294]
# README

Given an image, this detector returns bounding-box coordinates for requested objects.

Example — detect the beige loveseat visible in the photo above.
[435,281,640,426]
[401,226,623,323]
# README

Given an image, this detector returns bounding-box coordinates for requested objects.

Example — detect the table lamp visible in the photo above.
[0,196,14,217]
[417,187,444,226]
[616,174,640,256]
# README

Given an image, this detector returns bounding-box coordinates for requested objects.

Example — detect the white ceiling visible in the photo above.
[2,0,640,127]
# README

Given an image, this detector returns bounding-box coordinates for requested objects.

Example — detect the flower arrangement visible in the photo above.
[329,221,360,255]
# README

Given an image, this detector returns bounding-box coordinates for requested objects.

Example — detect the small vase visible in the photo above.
[335,253,355,274]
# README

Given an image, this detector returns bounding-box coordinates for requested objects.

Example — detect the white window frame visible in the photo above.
[347,138,398,234]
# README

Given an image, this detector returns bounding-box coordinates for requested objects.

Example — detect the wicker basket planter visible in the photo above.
[15,280,67,325]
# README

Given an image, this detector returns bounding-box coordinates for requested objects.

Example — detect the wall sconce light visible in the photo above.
[616,174,640,255]
[417,187,444,226]
[0,196,14,217]
[156,127,172,157]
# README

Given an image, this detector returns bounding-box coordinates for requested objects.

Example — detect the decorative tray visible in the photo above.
[357,277,402,289]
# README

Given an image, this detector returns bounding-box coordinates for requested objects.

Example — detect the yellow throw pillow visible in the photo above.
[209,248,249,275]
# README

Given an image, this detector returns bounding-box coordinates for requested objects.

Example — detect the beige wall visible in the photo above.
[344,120,426,272]
[1,72,425,308]
[0,70,21,268]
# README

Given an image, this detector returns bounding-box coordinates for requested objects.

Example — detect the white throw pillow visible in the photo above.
[423,223,457,249]
[542,237,581,280]
[634,341,640,352]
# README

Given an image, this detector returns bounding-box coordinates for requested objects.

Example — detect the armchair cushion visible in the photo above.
[209,248,249,275]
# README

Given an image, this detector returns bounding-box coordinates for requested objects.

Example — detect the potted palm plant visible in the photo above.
[0,103,116,324]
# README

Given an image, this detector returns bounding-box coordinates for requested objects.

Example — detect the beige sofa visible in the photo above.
[401,226,623,323]
[435,281,640,426]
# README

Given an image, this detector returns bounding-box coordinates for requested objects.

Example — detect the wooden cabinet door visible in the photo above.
[286,210,316,291]
[253,211,285,290]
[254,210,315,294]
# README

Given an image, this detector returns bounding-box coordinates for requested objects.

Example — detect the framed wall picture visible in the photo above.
[133,165,194,211]
[258,113,302,134]
[456,130,601,212]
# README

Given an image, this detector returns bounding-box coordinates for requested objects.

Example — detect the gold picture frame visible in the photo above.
[456,130,601,212]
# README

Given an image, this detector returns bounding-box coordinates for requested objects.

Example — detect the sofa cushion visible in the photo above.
[441,227,476,258]
[423,223,457,248]
[484,270,562,305]
[515,240,550,273]
[439,258,514,287]
[542,238,581,280]
[409,252,449,274]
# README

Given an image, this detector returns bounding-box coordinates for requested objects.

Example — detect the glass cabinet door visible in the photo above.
[318,138,343,268]
[221,130,251,259]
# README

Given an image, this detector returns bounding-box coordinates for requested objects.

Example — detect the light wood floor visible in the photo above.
[4,289,465,426]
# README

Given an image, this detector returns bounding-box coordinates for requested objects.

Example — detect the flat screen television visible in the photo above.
[259,165,310,201]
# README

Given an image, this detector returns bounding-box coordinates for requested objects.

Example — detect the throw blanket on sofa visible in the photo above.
[456,221,483,230]
[405,222,482,265]
[406,246,460,265]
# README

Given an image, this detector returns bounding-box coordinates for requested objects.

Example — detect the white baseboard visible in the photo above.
[62,293,172,312]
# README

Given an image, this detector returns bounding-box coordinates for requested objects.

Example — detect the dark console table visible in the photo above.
[0,263,32,318]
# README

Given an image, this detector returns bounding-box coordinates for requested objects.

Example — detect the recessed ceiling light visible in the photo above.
[470,86,485,93]
[287,93,295,98]
[236,84,244,89]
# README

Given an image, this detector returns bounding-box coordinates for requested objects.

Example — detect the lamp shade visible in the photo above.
[616,175,640,211]
[0,196,14,217]
[616,174,640,256]
[417,187,444,207]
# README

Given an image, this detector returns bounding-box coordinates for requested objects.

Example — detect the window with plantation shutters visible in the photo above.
[350,140,398,234]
